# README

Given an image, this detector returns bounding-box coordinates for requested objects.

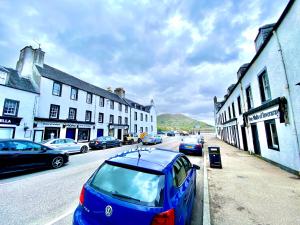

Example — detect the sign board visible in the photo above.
[0,116,22,125]
[248,106,279,123]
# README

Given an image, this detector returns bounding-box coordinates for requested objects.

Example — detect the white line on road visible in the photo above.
[44,202,78,225]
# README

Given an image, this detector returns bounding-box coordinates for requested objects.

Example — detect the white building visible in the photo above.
[214,0,300,175]
[0,46,157,142]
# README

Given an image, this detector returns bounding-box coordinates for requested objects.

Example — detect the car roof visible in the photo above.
[107,148,182,172]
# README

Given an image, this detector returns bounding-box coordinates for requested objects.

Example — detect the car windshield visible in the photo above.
[90,163,165,207]
[183,138,199,144]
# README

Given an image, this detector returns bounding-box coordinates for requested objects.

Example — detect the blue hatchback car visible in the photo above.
[73,148,200,225]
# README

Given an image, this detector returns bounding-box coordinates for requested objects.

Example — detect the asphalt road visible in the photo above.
[0,136,204,225]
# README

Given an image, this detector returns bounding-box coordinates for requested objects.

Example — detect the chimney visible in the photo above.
[114,87,125,98]
[214,96,217,104]
[107,87,113,92]
[237,63,249,79]
[150,99,155,106]
[16,45,44,87]
[254,23,275,52]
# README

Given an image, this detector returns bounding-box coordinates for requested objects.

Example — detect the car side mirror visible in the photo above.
[193,164,200,170]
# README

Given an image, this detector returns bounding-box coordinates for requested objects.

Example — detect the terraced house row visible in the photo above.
[214,0,300,174]
[0,46,157,142]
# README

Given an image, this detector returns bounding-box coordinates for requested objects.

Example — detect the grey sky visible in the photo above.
[0,0,289,124]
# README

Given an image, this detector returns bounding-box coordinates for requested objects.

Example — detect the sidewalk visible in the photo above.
[205,134,300,225]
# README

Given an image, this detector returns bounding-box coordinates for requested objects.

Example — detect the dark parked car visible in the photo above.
[89,136,121,150]
[73,148,200,225]
[0,139,69,175]
[179,137,203,156]
[167,131,176,136]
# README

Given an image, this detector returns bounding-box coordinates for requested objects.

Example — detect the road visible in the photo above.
[0,136,204,225]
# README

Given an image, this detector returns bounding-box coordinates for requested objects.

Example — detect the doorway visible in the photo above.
[97,129,104,137]
[44,127,60,140]
[241,126,248,151]
[117,129,122,140]
[251,124,261,155]
[66,128,76,140]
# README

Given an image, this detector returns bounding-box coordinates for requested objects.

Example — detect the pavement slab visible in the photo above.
[205,134,300,225]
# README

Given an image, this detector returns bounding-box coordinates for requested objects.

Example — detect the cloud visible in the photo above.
[0,0,290,124]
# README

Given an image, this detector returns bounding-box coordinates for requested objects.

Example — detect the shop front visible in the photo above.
[34,117,95,142]
[0,116,22,139]
[108,123,129,140]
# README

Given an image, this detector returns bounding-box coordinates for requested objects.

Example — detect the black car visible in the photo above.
[0,139,69,175]
[167,131,176,136]
[89,136,121,150]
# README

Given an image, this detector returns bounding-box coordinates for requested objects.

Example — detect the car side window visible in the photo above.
[65,139,74,144]
[9,141,42,151]
[181,156,192,174]
[173,157,187,187]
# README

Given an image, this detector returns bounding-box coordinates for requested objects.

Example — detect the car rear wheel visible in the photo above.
[129,140,134,145]
[102,144,107,150]
[80,145,89,153]
[118,142,122,147]
[51,156,64,169]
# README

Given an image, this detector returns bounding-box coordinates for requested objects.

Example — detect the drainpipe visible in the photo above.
[273,30,300,155]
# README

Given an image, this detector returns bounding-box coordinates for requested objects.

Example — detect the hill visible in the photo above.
[157,113,214,132]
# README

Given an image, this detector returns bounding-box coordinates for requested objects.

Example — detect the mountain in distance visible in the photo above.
[157,113,214,132]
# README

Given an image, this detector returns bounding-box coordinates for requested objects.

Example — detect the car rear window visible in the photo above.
[90,163,165,207]
[183,138,199,144]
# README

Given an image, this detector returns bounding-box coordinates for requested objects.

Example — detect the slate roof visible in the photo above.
[36,64,131,105]
[124,98,152,112]
[0,66,39,94]
[36,64,153,109]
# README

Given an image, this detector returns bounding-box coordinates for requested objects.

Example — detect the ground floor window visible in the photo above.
[0,127,15,139]
[44,127,60,140]
[264,119,279,150]
[109,128,114,137]
[78,128,90,142]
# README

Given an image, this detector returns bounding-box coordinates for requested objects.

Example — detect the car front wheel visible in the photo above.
[51,156,64,169]
[80,145,89,153]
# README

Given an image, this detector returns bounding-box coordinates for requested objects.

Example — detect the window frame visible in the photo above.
[264,119,280,151]
[118,116,122,124]
[134,112,137,121]
[258,69,272,103]
[99,97,104,107]
[68,107,77,120]
[245,85,253,110]
[109,114,114,123]
[118,103,122,112]
[125,117,128,125]
[49,104,60,119]
[110,100,114,109]
[52,81,62,96]
[86,92,93,104]
[232,102,236,118]
[70,87,78,100]
[98,113,104,123]
[2,99,20,117]
[237,96,242,115]
[85,110,92,122]
[125,105,128,113]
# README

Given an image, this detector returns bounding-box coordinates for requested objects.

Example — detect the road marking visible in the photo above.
[44,202,78,225]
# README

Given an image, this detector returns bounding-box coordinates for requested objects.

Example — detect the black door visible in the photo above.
[251,124,261,155]
[117,129,122,140]
[241,126,248,151]
[66,128,76,139]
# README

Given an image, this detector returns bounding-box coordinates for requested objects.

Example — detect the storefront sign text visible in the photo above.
[248,108,279,123]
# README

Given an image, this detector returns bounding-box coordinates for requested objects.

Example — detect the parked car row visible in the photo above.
[0,139,69,175]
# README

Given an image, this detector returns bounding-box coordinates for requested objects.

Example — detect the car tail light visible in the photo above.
[151,208,174,225]
[196,144,202,148]
[79,186,85,205]
[95,141,99,144]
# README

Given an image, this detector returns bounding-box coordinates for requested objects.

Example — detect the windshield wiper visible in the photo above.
[111,192,141,202]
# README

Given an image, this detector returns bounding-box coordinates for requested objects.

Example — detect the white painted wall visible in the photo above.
[0,85,38,140]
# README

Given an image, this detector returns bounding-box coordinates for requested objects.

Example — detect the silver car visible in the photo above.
[42,138,89,154]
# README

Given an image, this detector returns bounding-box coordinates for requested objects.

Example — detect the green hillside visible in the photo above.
[157,113,214,132]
